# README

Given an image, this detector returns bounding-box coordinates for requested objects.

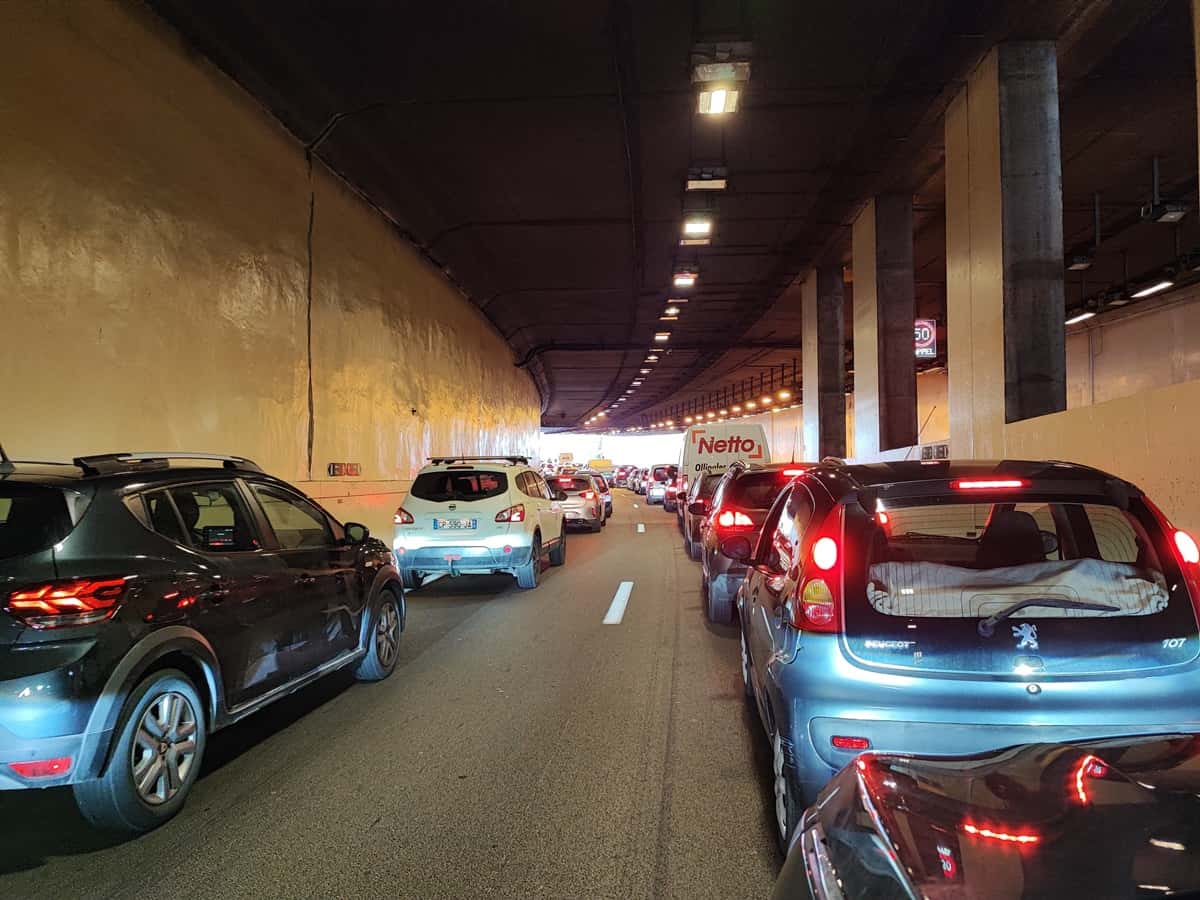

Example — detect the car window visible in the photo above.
[410,469,508,502]
[594,475,609,492]
[250,483,334,550]
[0,483,76,561]
[724,471,788,510]
[553,476,593,493]
[534,474,554,500]
[169,483,258,552]
[144,490,187,545]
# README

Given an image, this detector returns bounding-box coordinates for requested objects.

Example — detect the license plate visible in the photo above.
[565,511,581,519]
[434,518,477,530]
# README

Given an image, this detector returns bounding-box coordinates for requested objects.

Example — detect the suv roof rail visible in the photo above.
[427,455,530,466]
[73,452,264,476]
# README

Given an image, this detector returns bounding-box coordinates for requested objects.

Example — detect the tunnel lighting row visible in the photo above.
[589,57,749,430]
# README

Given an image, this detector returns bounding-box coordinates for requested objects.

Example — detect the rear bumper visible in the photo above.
[395,544,533,574]
[0,727,89,789]
[768,643,1200,799]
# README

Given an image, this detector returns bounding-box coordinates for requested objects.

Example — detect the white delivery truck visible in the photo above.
[669,421,770,512]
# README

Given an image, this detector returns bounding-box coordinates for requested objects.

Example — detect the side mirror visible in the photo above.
[688,501,709,516]
[719,535,755,562]
[554,490,568,501]
[345,522,369,544]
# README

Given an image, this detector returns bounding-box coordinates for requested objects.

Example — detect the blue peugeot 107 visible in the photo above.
[727,459,1200,848]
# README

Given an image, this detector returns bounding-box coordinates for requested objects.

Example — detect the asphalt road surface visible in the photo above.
[0,490,781,898]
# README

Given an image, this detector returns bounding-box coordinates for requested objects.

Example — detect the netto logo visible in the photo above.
[690,428,764,459]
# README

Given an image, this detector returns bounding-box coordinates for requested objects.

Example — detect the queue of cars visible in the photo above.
[647,439,1200,897]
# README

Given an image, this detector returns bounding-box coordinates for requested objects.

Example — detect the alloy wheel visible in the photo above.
[772,731,789,842]
[131,691,198,805]
[740,628,751,689]
[376,599,401,668]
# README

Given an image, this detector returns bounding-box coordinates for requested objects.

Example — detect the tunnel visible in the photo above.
[4,2,1200,897]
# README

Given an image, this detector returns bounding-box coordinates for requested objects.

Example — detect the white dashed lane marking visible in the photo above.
[603,581,634,624]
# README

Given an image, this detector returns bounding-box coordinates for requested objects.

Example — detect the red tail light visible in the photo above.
[961,823,1040,845]
[1144,499,1200,618]
[580,491,597,500]
[8,757,72,779]
[782,468,807,477]
[394,507,414,525]
[1176,530,1200,564]
[715,509,754,529]
[6,579,128,629]
[831,735,870,751]
[952,478,1027,490]
[495,504,525,523]
[792,512,844,634]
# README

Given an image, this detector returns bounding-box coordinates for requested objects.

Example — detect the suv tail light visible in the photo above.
[495,504,525,523]
[393,507,414,525]
[1143,498,1200,618]
[791,511,844,634]
[714,508,754,530]
[580,491,597,500]
[6,578,128,629]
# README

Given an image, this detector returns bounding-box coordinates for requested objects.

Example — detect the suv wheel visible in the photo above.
[356,588,404,681]
[548,532,567,566]
[516,535,541,589]
[73,669,207,833]
[401,569,423,591]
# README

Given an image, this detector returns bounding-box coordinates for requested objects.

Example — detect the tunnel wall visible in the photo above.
[0,2,540,538]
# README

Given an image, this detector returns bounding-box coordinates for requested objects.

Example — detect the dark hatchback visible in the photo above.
[774,734,1200,899]
[0,451,404,832]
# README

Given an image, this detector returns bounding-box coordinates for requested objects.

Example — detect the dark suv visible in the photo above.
[0,451,404,832]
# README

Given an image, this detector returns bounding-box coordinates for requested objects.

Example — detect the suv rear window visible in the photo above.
[410,470,508,502]
[842,493,1199,675]
[651,466,676,483]
[554,476,593,493]
[0,484,87,561]
[723,471,788,509]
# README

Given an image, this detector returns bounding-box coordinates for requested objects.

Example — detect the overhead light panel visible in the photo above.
[680,237,711,247]
[1131,280,1174,299]
[745,400,757,410]
[663,305,681,317]
[632,380,643,386]
[761,396,773,405]
[668,297,689,304]
[686,167,729,192]
[673,270,697,288]
[654,332,671,342]
[646,354,659,362]
[698,87,739,115]
[659,315,679,322]
[1065,311,1096,325]
[683,219,712,236]
[639,368,651,374]
[1143,202,1188,224]
[731,405,742,413]
[1066,253,1093,272]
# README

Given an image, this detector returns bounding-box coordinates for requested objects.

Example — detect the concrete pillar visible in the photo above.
[852,195,917,457]
[801,264,846,460]
[945,42,1065,458]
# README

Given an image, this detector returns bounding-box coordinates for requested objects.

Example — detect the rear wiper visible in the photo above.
[978,598,1120,637]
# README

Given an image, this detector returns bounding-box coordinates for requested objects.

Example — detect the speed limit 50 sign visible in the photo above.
[914,318,937,359]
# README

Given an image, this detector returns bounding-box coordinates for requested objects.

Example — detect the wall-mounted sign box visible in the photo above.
[327,463,362,477]
[914,319,937,359]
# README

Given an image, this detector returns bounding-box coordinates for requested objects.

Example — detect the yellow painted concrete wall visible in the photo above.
[0,2,540,538]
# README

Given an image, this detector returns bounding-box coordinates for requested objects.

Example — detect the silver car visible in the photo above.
[549,473,606,532]
[730,459,1200,848]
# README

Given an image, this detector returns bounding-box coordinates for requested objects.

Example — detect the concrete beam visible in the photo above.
[801,265,846,460]
[852,195,918,457]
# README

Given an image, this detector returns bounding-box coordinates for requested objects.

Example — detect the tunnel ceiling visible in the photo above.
[148,0,1193,429]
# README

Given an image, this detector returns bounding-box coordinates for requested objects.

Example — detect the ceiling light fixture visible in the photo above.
[761,396,773,405]
[684,416,694,424]
[646,354,659,362]
[698,87,739,115]
[719,408,728,415]
[686,166,729,192]
[654,332,671,342]
[745,400,757,410]
[680,237,711,247]
[778,390,791,400]
[659,315,679,321]
[1131,280,1174,299]
[668,297,689,304]
[663,306,681,317]
[1065,311,1096,325]
[731,405,742,413]
[706,411,716,419]
[673,270,697,288]
[1067,253,1093,272]
[683,219,712,236]
[639,368,651,374]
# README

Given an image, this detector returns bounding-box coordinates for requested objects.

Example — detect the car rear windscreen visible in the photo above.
[555,477,593,493]
[0,484,80,560]
[725,471,788,509]
[842,492,1200,676]
[651,466,676,482]
[410,470,508,502]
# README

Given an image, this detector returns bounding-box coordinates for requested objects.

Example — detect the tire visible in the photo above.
[705,572,734,624]
[770,725,803,852]
[688,535,702,562]
[516,535,541,588]
[355,587,404,681]
[739,626,755,699]
[72,669,207,833]
[400,569,423,591]
[682,533,692,556]
[548,531,567,566]
[664,498,676,513]
[589,518,602,533]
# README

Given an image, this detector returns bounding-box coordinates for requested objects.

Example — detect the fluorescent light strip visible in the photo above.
[1131,280,1174,299]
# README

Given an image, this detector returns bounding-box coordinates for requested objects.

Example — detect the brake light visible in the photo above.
[715,509,754,529]
[831,735,870,751]
[952,478,1027,490]
[782,468,807,477]
[792,512,844,634]
[557,478,573,486]
[580,491,597,500]
[495,504,525,523]
[8,757,72,779]
[393,507,414,525]
[1176,530,1200,564]
[6,579,127,629]
[961,823,1040,845]
[812,537,838,571]
[1073,753,1108,804]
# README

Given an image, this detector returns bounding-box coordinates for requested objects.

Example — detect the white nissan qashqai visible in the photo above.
[392,456,567,590]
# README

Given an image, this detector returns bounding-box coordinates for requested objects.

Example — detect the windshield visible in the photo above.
[410,470,508,502]
[723,471,788,510]
[843,495,1199,675]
